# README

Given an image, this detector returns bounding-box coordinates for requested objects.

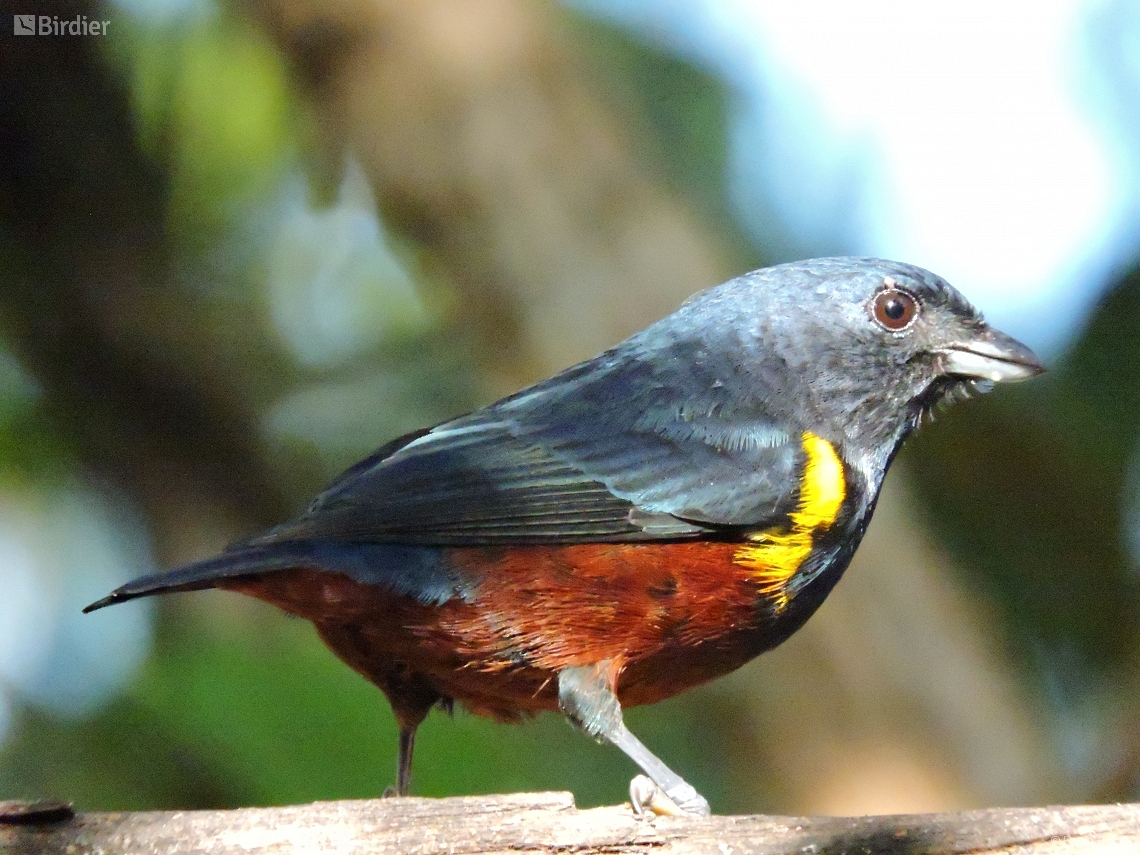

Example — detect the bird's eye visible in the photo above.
[871,289,919,332]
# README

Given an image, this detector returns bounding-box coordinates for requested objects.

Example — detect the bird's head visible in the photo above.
[682,257,1044,470]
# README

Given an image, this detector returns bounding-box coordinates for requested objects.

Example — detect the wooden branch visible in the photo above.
[3,792,1139,854]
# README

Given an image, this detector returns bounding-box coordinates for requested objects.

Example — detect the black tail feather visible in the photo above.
[85,541,473,613]
[82,548,309,613]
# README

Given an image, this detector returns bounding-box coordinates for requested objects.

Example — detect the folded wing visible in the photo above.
[250,336,808,548]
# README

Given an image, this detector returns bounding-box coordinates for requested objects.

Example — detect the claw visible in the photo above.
[629,775,711,817]
[629,775,662,817]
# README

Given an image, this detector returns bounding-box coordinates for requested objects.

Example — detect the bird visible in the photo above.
[85,257,1044,816]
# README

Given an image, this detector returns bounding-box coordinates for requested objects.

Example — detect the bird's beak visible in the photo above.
[937,327,1046,383]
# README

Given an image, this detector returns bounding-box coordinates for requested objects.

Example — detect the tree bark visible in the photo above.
[244,0,735,386]
[3,792,1139,855]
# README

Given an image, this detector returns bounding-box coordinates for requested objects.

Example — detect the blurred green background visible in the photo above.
[1,0,1140,817]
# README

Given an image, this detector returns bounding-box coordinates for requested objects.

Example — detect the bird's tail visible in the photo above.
[84,541,470,613]
[82,546,310,613]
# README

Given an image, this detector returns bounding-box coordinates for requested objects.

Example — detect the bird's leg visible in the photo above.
[375,671,438,798]
[558,662,711,817]
[381,722,420,798]
[397,726,417,796]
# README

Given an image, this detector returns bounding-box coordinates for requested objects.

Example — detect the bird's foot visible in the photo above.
[629,775,711,817]
[381,786,398,798]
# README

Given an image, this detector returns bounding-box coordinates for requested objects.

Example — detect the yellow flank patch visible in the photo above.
[733,432,846,610]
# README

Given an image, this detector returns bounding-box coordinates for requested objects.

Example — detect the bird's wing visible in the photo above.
[248,338,810,548]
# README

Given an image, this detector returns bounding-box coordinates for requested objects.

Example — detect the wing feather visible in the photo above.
[251,325,811,547]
